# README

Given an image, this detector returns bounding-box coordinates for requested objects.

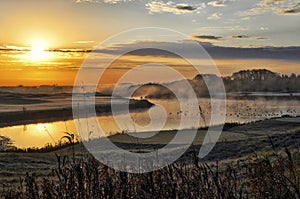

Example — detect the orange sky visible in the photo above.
[1,49,299,86]
[1,1,300,86]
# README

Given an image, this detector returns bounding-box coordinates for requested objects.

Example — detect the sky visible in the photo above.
[0,0,300,85]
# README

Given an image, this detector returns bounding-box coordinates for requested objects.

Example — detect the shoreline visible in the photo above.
[2,115,299,160]
[0,99,154,128]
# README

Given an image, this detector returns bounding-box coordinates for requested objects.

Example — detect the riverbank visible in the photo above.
[0,99,154,128]
[0,116,299,190]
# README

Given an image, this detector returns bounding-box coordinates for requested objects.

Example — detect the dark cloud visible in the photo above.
[202,43,300,61]
[146,2,201,14]
[256,37,269,40]
[230,35,270,40]
[193,35,223,40]
[231,35,249,39]
[93,40,300,62]
[175,4,196,11]
[282,2,300,14]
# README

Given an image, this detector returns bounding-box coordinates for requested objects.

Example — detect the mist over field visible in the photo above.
[112,69,300,100]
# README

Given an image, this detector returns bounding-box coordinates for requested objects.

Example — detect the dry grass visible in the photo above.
[1,145,300,199]
[1,118,300,198]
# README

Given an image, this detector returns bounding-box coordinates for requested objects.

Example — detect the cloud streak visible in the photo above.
[231,35,249,39]
[207,12,222,20]
[175,4,196,11]
[146,1,202,14]
[256,37,269,40]
[207,0,226,7]
[192,35,223,41]
[198,26,248,31]
[241,0,300,16]
[230,35,269,40]
[281,2,300,14]
[92,40,300,61]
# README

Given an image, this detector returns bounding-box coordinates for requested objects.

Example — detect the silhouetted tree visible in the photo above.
[0,135,16,151]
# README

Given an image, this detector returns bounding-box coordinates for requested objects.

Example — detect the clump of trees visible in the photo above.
[223,69,300,92]
[0,135,16,151]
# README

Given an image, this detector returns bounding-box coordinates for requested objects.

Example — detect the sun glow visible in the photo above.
[37,123,45,131]
[27,39,51,61]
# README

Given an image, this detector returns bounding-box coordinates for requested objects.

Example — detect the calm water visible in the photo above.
[0,97,299,148]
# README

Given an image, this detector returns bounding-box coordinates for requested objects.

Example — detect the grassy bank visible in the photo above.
[1,146,300,198]
[0,116,299,198]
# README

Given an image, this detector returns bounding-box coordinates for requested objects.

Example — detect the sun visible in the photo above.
[37,123,45,131]
[27,39,51,61]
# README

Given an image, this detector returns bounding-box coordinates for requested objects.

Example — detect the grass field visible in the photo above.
[0,116,299,198]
